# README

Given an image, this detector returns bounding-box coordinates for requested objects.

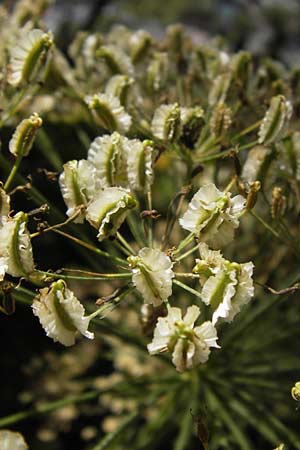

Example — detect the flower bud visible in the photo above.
[271,187,286,219]
[245,181,261,210]
[9,113,42,157]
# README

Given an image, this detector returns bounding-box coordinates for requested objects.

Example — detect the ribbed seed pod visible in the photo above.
[124,138,154,192]
[210,103,232,138]
[130,30,152,64]
[0,212,34,278]
[59,160,97,223]
[9,113,42,157]
[86,187,137,241]
[146,52,169,93]
[87,132,125,188]
[8,28,53,86]
[208,73,231,106]
[258,95,292,145]
[105,75,133,105]
[97,45,134,75]
[85,93,132,133]
[151,103,181,141]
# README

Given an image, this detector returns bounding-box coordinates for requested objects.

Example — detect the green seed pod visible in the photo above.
[271,187,286,219]
[258,95,292,145]
[208,73,231,106]
[0,212,34,278]
[291,382,300,401]
[86,187,137,241]
[105,75,134,105]
[146,52,169,93]
[151,103,181,142]
[85,93,132,133]
[210,103,232,138]
[231,51,252,87]
[130,30,152,64]
[97,45,133,75]
[241,145,272,182]
[9,113,42,157]
[8,28,53,86]
[180,107,205,149]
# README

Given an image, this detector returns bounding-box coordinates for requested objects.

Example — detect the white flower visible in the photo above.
[0,212,34,279]
[87,132,125,188]
[123,138,154,192]
[151,103,181,141]
[86,187,137,241]
[85,93,132,133]
[179,183,245,248]
[59,159,97,223]
[194,244,254,325]
[32,279,94,346]
[0,430,28,450]
[8,28,53,86]
[128,248,174,306]
[147,305,219,372]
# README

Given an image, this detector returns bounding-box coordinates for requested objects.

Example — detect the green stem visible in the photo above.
[53,229,128,266]
[36,269,132,281]
[175,243,199,262]
[4,153,23,191]
[147,188,153,247]
[92,411,139,450]
[173,232,195,256]
[116,231,135,255]
[88,285,134,320]
[173,279,202,300]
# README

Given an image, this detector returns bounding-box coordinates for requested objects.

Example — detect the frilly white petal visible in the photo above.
[130,247,174,306]
[0,430,28,450]
[32,280,94,347]
[86,187,136,241]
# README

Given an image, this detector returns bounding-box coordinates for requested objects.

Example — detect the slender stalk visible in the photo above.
[173,279,202,300]
[53,229,128,266]
[174,272,200,279]
[30,208,83,238]
[175,243,199,262]
[88,285,134,320]
[147,188,153,247]
[3,153,23,191]
[172,232,195,256]
[36,269,132,282]
[126,212,146,248]
[116,231,135,255]
[92,411,139,450]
